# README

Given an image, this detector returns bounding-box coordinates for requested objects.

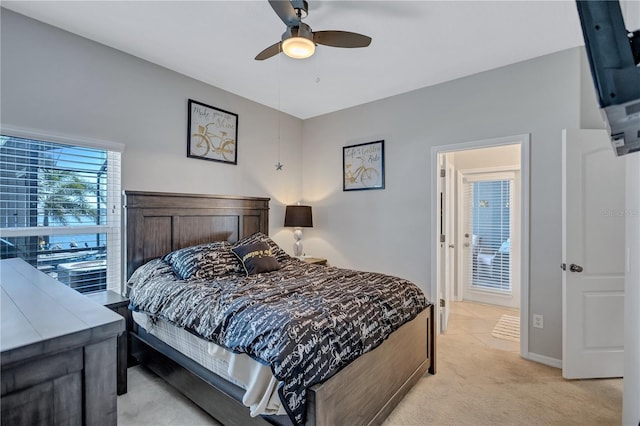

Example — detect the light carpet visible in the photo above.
[491,314,521,343]
[382,332,622,426]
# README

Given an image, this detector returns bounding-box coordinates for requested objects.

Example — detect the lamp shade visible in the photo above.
[284,205,313,228]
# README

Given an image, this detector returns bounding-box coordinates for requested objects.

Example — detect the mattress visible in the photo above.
[132,311,286,416]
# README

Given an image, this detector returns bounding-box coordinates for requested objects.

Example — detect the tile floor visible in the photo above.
[445,300,520,352]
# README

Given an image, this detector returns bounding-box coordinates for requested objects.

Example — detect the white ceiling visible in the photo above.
[2,1,586,119]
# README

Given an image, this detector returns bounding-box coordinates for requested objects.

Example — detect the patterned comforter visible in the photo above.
[128,257,428,425]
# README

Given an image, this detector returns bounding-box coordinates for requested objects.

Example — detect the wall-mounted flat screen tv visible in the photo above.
[576,0,640,156]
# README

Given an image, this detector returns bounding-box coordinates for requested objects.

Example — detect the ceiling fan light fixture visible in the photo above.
[282,36,315,59]
[256,1,371,61]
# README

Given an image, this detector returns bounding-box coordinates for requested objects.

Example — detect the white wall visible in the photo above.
[301,49,583,360]
[451,144,520,170]
[0,8,304,250]
[621,2,640,424]
[623,154,640,426]
[614,3,639,421]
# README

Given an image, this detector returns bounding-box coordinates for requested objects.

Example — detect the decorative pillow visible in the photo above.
[233,232,290,263]
[231,241,281,275]
[162,241,242,280]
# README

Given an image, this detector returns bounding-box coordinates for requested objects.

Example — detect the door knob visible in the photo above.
[569,264,583,273]
[449,244,455,248]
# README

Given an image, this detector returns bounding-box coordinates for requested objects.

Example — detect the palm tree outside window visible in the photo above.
[1,135,121,293]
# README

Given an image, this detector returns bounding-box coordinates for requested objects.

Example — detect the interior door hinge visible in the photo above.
[440,169,446,178]
[440,298,446,307]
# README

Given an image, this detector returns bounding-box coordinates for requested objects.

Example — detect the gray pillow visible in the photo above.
[162,241,242,280]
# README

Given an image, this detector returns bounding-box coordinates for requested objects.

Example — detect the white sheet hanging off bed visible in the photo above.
[133,311,287,417]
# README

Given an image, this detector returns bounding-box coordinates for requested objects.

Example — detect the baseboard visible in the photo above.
[524,352,562,369]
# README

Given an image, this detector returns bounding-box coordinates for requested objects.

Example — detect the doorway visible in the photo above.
[431,134,530,358]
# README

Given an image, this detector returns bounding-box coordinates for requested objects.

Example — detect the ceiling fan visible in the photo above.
[255,0,372,60]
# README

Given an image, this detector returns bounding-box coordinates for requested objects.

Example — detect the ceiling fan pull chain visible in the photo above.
[275,55,284,171]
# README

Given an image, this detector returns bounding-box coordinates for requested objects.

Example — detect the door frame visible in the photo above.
[430,133,530,358]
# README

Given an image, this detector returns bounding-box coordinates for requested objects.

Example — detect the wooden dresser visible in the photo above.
[1,258,125,425]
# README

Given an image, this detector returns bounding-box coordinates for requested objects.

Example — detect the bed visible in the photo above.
[124,191,436,426]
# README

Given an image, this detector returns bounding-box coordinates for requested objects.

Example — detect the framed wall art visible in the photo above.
[187,99,238,164]
[343,140,385,191]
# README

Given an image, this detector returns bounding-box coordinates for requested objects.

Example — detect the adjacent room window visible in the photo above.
[1,133,122,293]
[463,173,513,293]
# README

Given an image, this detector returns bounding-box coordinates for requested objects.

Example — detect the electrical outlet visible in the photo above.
[533,314,544,329]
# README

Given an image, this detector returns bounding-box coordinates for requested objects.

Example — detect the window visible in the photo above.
[1,132,122,293]
[463,173,513,293]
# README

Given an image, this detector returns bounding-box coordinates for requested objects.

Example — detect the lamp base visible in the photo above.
[293,228,303,257]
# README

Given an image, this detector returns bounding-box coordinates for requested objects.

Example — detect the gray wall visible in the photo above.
[301,48,586,360]
[0,8,304,250]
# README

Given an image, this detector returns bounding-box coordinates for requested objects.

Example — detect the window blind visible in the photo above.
[0,134,121,293]
[463,174,513,292]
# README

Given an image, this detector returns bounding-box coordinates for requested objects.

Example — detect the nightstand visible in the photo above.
[302,257,328,266]
[85,290,131,395]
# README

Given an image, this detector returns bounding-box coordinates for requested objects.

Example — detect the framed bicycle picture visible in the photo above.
[343,140,385,191]
[187,99,238,164]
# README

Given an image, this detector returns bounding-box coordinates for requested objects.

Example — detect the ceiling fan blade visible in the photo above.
[313,31,372,48]
[255,41,282,60]
[268,0,299,26]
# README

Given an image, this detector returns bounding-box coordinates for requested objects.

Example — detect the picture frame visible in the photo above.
[343,140,385,191]
[187,99,238,164]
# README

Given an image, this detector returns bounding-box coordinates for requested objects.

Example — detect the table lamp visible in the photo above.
[284,205,313,257]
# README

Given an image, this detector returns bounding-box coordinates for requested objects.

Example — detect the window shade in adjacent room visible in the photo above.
[0,133,122,293]
[463,173,513,292]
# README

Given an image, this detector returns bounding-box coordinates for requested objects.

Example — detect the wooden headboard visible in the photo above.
[124,191,270,280]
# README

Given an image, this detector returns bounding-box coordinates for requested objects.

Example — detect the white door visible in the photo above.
[562,129,625,379]
[444,159,455,331]
[438,154,453,333]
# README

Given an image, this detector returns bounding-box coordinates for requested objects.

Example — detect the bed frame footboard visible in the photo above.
[306,304,434,426]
